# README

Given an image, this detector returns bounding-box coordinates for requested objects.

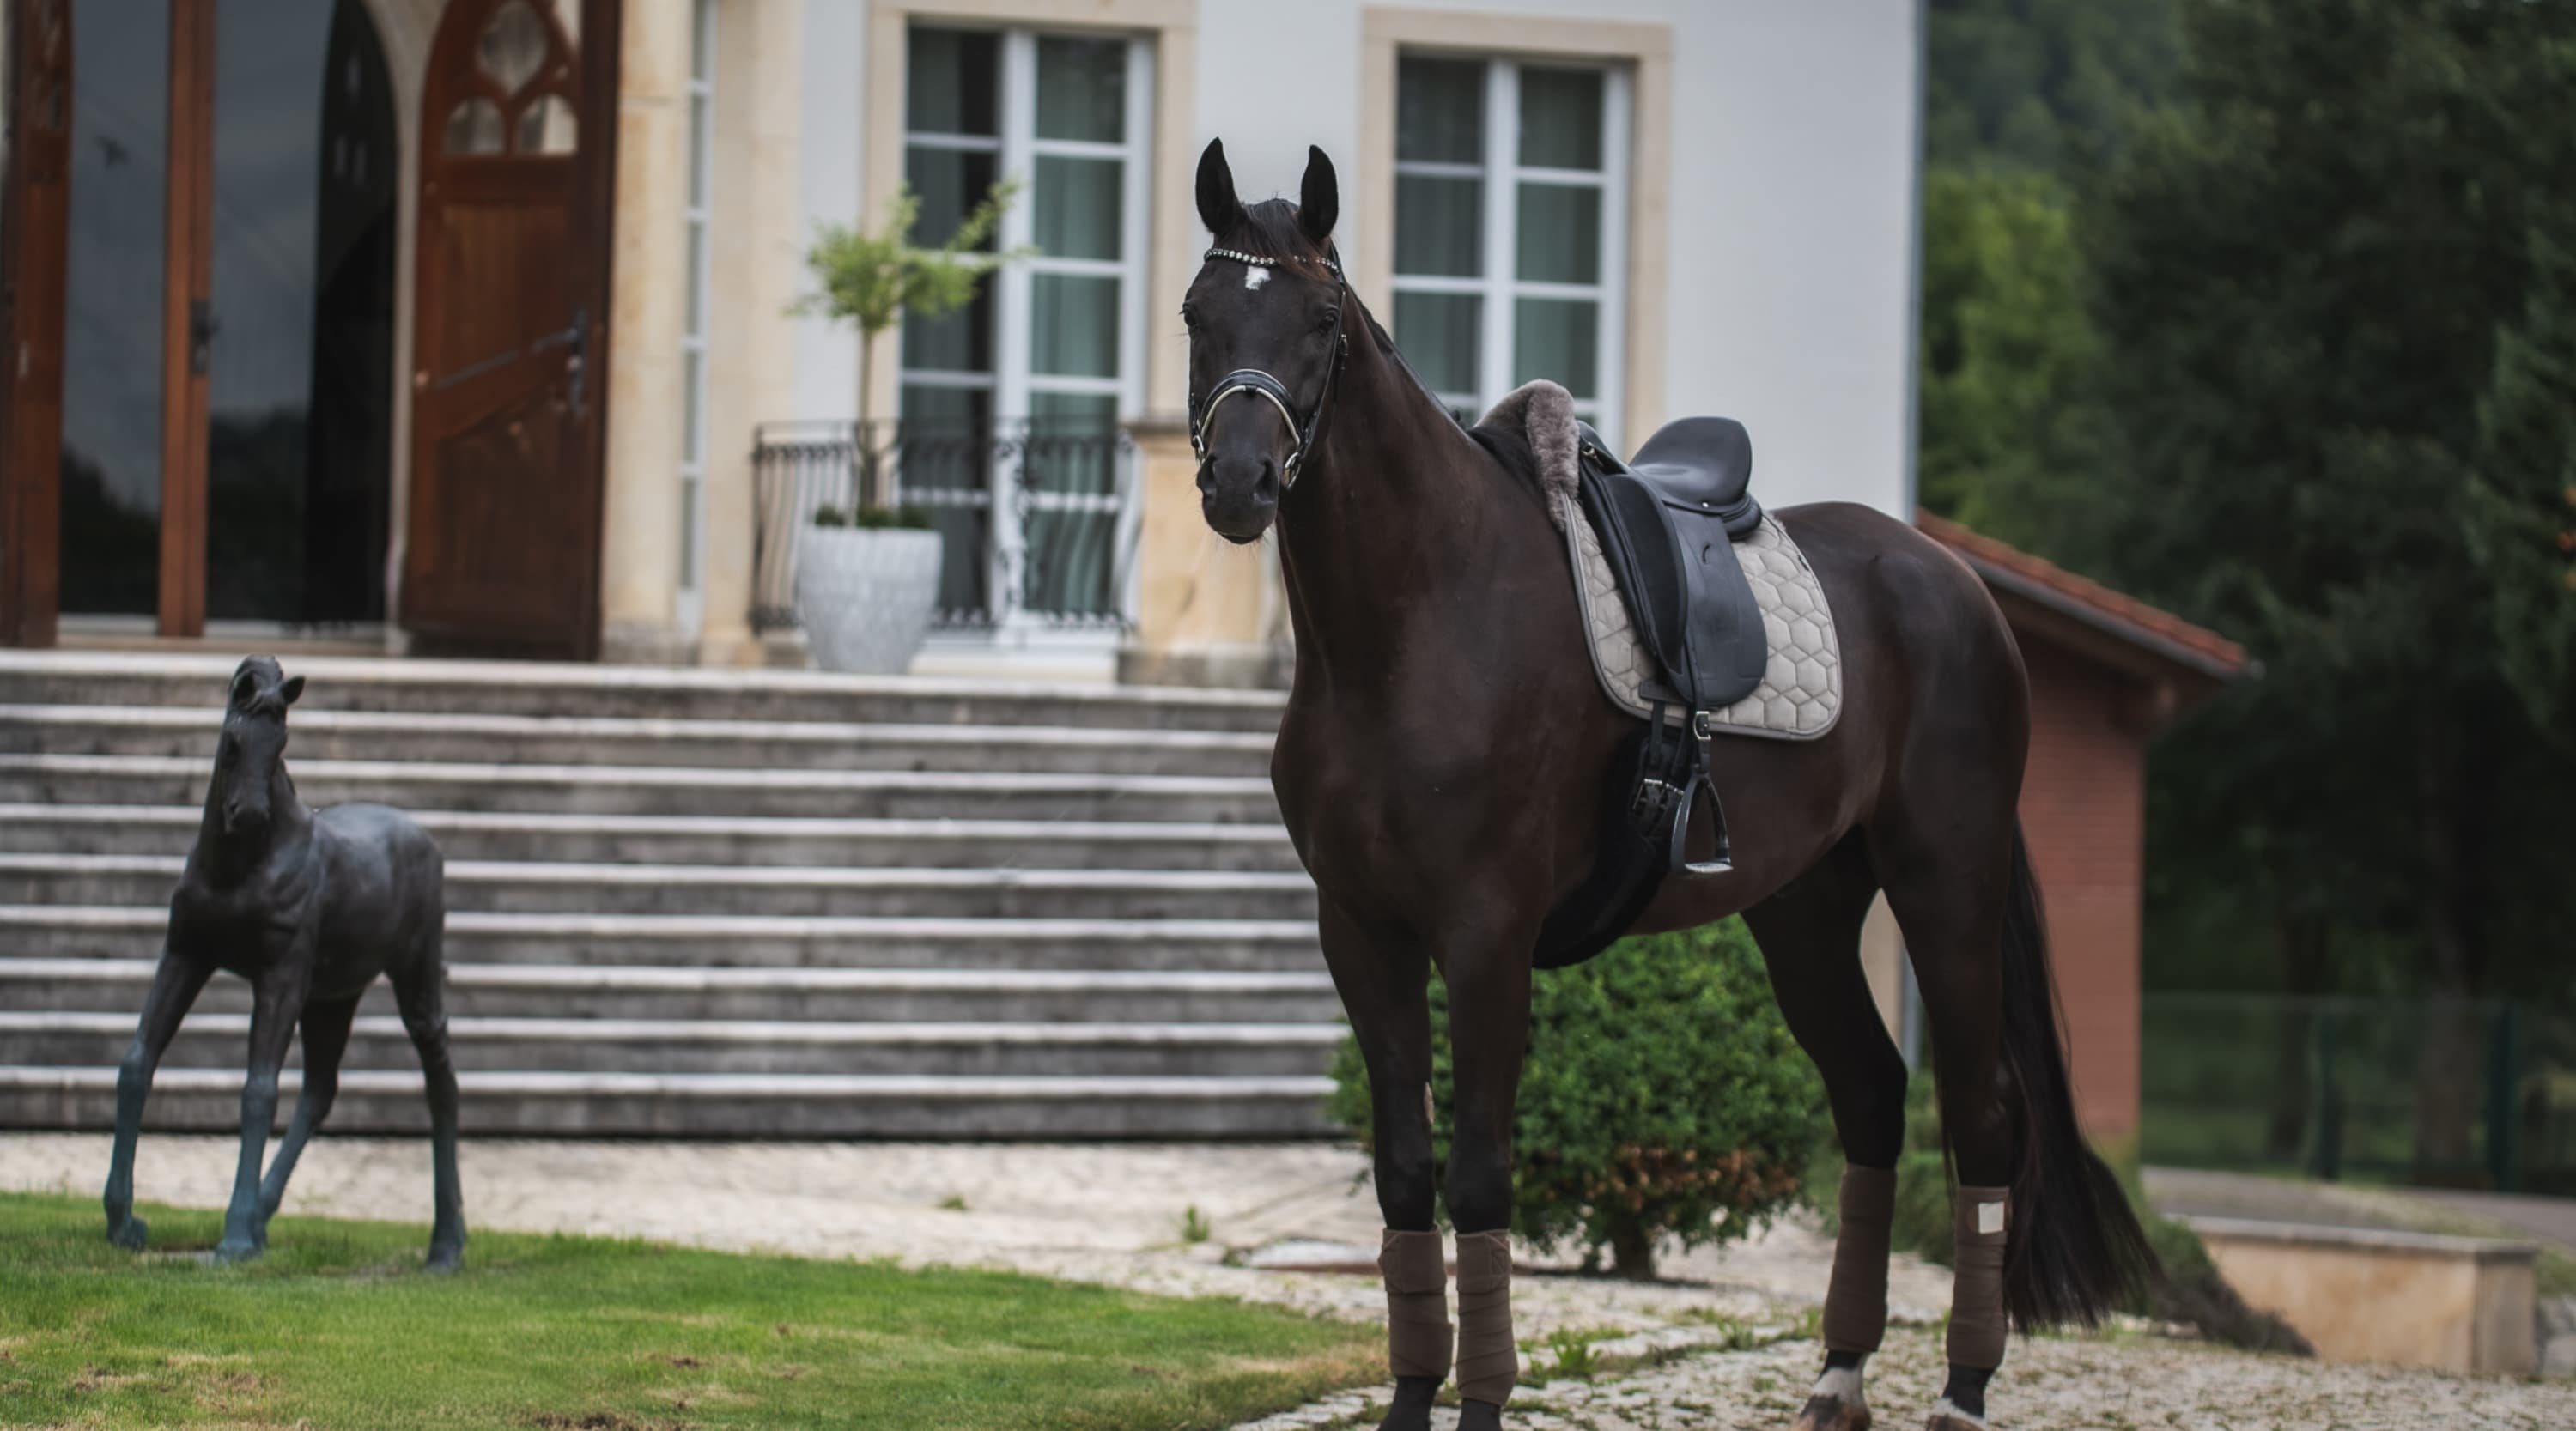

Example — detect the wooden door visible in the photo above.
[404,0,617,658]
[0,0,70,647]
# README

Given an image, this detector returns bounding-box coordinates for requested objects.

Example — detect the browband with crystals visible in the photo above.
[1205,246,1346,282]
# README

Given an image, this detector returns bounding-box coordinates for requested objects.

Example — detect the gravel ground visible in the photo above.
[9,1133,2573,1429]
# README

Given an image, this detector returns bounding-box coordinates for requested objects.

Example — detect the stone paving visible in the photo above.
[9,1134,2575,1428]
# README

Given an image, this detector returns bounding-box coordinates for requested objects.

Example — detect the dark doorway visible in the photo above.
[204,0,393,624]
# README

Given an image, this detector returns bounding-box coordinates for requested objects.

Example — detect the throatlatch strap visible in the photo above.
[1378,1228,1453,1381]
[1821,1163,1897,1353]
[1453,1229,1517,1406]
[1947,1186,2011,1370]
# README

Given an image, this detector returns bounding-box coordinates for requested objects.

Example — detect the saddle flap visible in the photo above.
[1577,459,1768,713]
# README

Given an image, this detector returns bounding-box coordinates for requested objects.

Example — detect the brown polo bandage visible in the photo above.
[1821,1163,1898,1354]
[1378,1228,1452,1381]
[1946,1185,2010,1369]
[1453,1229,1517,1406]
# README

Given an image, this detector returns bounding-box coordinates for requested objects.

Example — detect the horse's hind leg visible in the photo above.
[389,942,465,1270]
[103,947,216,1248]
[1875,816,2017,1430]
[1741,834,1906,1431]
[256,993,362,1227]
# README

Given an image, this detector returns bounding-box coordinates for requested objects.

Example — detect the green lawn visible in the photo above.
[0,1192,1377,1430]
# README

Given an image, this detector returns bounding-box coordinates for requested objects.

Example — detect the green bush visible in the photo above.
[1325,920,1830,1278]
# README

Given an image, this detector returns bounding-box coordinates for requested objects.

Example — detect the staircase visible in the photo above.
[0,652,1339,1137]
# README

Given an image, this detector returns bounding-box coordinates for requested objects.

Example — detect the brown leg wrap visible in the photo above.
[1378,1228,1453,1382]
[1821,1163,1897,1354]
[1453,1229,1517,1407]
[1946,1185,2010,1370]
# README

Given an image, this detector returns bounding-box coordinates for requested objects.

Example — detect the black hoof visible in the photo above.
[106,1215,149,1250]
[1457,1398,1505,1431]
[1376,1374,1440,1431]
[212,1236,262,1264]
[425,1241,464,1274]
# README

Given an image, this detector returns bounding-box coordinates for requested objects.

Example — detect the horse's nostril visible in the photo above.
[1255,460,1280,502]
[1194,462,1217,495]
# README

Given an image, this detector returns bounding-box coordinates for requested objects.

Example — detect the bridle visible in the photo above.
[1188,246,1350,491]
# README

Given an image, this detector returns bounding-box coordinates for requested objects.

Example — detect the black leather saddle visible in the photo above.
[1536,415,1771,970]
[1576,416,1768,713]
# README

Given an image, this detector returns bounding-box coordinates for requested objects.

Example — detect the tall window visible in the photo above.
[900,26,1150,626]
[675,0,714,634]
[1393,55,1629,443]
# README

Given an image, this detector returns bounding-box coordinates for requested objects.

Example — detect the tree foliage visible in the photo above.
[1325,923,1828,1279]
[2469,218,2576,744]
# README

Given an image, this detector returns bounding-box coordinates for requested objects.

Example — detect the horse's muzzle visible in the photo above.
[1197,454,1279,543]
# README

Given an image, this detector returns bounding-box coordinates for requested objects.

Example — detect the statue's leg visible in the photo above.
[104,947,215,1248]
[392,954,465,1270]
[255,994,362,1228]
[1742,865,1905,1431]
[1442,938,1533,1431]
[217,973,307,1262]
[1315,903,1445,1431]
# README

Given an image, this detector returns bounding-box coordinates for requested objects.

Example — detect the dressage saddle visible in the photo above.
[1536,415,1771,969]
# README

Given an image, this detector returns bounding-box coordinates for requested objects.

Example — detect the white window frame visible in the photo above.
[675,0,715,637]
[899,26,1152,631]
[1392,55,1630,447]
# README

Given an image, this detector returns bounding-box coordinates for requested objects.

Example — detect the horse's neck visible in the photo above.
[1277,326,1528,683]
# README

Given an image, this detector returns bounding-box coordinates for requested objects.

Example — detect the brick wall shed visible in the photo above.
[1918,515,2252,1143]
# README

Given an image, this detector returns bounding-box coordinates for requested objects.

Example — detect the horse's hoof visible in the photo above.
[1375,1374,1439,1431]
[425,1242,465,1274]
[212,1236,262,1264]
[106,1215,148,1250]
[1923,1407,1986,1431]
[1455,1399,1504,1431]
[1789,1394,1871,1431]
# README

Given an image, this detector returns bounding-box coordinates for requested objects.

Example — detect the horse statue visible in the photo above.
[101,656,460,1270]
[1184,142,2151,1431]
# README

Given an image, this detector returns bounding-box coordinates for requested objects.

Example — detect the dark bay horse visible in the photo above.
[102,656,459,1268]
[1186,142,2148,1431]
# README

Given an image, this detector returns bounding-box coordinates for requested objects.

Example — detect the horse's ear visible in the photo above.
[278,675,304,707]
[1195,138,1242,237]
[1298,145,1338,246]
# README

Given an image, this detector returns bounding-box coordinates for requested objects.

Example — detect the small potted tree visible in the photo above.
[791,180,1027,673]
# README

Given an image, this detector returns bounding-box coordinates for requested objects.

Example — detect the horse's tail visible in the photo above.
[1995,823,2156,1328]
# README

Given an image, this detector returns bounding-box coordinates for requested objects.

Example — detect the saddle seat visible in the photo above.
[1624,415,1760,537]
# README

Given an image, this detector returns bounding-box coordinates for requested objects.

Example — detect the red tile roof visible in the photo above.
[1917,511,2253,682]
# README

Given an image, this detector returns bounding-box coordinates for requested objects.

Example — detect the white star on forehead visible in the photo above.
[1243,268,1270,291]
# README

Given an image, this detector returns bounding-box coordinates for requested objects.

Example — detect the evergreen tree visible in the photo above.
[2469,220,2576,743]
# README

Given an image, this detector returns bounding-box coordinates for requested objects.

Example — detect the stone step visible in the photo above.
[0,854,1321,923]
[0,1010,1343,1079]
[0,705,1274,778]
[0,652,1289,732]
[0,906,1328,973]
[0,754,1281,823]
[0,804,1306,871]
[0,1065,1335,1137]
[0,958,1346,1024]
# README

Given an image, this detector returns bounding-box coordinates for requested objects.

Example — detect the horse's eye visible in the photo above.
[1180,305,1200,330]
[1315,306,1341,333]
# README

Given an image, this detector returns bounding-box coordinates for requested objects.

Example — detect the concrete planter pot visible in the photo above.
[793,524,944,674]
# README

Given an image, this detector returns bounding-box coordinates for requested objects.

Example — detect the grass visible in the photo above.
[0,1192,1378,1431]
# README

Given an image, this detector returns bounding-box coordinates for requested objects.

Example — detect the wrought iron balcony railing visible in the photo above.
[750,419,1137,634]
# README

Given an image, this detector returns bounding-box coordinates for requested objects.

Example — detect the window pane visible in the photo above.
[906,143,998,246]
[1398,56,1483,163]
[690,0,713,84]
[61,0,172,615]
[906,27,997,136]
[682,347,704,462]
[688,92,707,205]
[1515,183,1601,284]
[1394,174,1481,278]
[1393,292,1481,397]
[894,388,993,617]
[902,146,996,374]
[1514,297,1600,399]
[684,220,705,336]
[1517,67,1603,170]
[1031,275,1121,378]
[1036,36,1124,142]
[902,288,993,373]
[1034,155,1121,260]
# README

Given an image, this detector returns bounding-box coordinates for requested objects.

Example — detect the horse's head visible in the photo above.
[1185,139,1344,544]
[214,655,304,840]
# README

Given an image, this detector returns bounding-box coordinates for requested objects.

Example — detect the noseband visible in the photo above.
[1188,246,1350,490]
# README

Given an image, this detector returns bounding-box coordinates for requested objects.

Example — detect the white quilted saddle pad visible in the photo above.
[1550,488,1844,740]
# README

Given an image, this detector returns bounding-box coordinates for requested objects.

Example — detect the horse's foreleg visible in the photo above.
[1317,901,1445,1431]
[256,994,361,1226]
[103,946,215,1249]
[216,970,307,1263]
[1743,848,1906,1431]
[1440,931,1534,1431]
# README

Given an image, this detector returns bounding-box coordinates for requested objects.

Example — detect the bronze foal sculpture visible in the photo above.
[102,656,460,1269]
[1185,142,2149,1431]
